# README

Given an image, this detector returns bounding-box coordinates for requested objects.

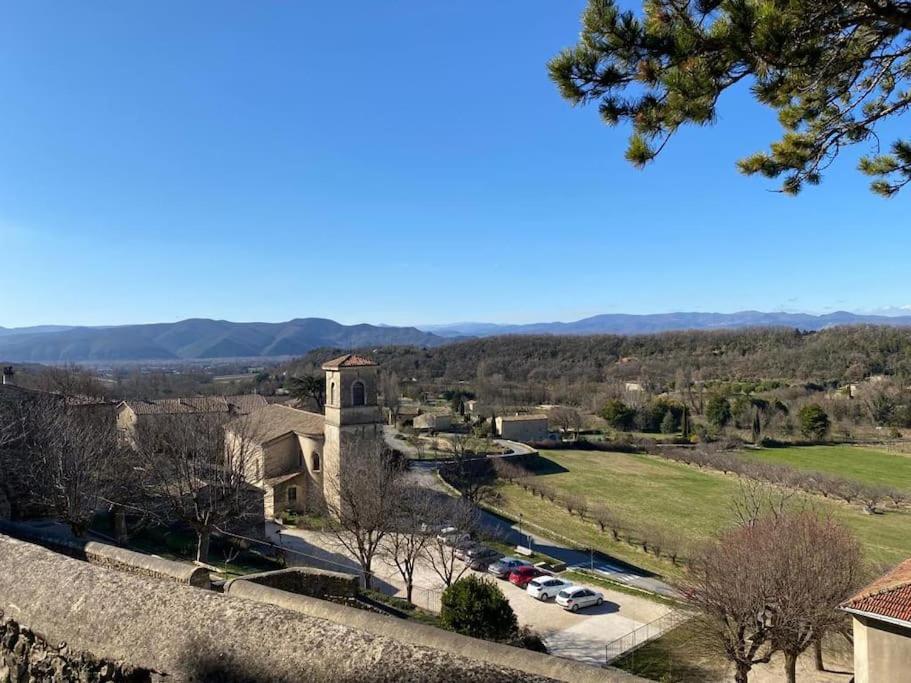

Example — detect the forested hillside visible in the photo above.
[289,326,911,388]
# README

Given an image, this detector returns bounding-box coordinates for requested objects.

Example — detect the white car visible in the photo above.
[556,586,604,612]
[526,576,573,601]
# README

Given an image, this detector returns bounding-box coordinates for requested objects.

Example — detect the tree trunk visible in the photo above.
[814,639,824,671]
[734,662,750,683]
[406,582,413,603]
[784,652,798,683]
[196,529,210,563]
[114,507,128,544]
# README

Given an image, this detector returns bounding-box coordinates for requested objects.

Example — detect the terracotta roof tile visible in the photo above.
[322,354,376,369]
[229,404,324,443]
[843,558,911,623]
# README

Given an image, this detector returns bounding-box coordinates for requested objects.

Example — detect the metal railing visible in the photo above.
[603,609,692,664]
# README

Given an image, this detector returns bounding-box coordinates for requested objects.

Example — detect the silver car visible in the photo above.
[487,556,531,579]
[555,586,604,612]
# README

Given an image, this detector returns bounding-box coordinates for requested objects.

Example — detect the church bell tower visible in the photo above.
[322,354,382,512]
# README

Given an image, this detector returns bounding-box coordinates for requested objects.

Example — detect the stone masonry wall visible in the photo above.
[1,612,153,682]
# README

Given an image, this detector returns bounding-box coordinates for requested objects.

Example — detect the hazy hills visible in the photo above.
[4,311,911,362]
[0,318,447,362]
[420,311,911,337]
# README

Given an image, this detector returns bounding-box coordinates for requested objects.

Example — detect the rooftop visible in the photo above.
[322,353,377,369]
[231,403,325,443]
[499,413,549,422]
[122,394,267,416]
[842,557,911,624]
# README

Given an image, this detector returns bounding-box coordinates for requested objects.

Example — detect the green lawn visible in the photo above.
[740,444,911,490]
[494,449,911,579]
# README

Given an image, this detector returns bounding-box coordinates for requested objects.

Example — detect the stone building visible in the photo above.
[229,354,382,519]
[842,557,911,682]
[495,413,549,442]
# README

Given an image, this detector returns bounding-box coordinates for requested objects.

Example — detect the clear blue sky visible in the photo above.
[1,1,908,328]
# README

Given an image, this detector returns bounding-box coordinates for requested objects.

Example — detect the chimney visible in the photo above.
[2,366,13,386]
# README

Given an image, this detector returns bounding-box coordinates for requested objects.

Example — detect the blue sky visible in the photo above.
[0,1,908,328]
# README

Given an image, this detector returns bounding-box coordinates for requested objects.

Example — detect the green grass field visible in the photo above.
[495,449,911,579]
[741,444,911,490]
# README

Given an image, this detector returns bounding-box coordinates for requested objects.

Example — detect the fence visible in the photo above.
[603,609,692,664]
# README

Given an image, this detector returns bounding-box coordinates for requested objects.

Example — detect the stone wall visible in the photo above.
[0,522,210,588]
[225,566,359,598]
[0,612,152,682]
[0,534,578,682]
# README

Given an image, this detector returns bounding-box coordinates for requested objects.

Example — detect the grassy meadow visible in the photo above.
[741,444,911,490]
[495,448,911,579]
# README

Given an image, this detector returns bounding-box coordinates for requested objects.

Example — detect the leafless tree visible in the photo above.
[134,412,262,563]
[381,371,402,425]
[548,407,582,440]
[441,434,493,505]
[684,530,776,683]
[384,487,434,603]
[763,511,864,683]
[324,433,403,590]
[22,399,127,537]
[423,498,480,588]
[591,503,624,541]
[729,480,795,528]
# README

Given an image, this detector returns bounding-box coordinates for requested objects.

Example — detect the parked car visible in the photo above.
[487,557,531,579]
[556,586,604,612]
[454,541,483,561]
[526,576,573,601]
[467,548,503,571]
[508,565,547,588]
[436,527,471,547]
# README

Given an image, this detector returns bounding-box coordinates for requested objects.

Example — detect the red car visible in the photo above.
[508,565,546,588]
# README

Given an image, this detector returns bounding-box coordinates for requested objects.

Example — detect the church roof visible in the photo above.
[230,404,324,443]
[322,353,377,369]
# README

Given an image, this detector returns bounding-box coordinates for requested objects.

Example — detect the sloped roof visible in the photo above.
[498,414,549,422]
[231,404,324,443]
[121,394,267,416]
[322,354,376,369]
[842,558,911,624]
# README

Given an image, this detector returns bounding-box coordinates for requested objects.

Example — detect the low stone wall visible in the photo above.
[225,566,358,598]
[0,521,210,588]
[0,612,153,682]
[224,579,637,683]
[0,534,569,682]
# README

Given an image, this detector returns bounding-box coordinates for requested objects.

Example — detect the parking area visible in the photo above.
[270,523,674,666]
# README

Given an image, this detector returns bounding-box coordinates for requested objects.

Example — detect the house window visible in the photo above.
[352,380,366,406]
[311,452,321,472]
[330,381,336,405]
[287,486,297,503]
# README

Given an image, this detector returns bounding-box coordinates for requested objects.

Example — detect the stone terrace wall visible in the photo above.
[0,522,210,588]
[0,534,568,683]
[224,566,359,598]
[1,613,153,682]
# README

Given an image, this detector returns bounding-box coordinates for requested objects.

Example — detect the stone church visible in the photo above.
[227,354,382,518]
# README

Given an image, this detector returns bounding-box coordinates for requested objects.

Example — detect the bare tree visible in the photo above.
[441,434,493,505]
[423,498,480,588]
[324,434,403,590]
[687,509,864,683]
[381,371,402,426]
[134,412,261,563]
[548,407,582,440]
[22,399,126,537]
[384,487,434,603]
[684,529,776,683]
[763,511,864,683]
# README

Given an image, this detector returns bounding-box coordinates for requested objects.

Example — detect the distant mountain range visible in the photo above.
[0,318,447,362]
[3,311,911,362]
[419,311,911,337]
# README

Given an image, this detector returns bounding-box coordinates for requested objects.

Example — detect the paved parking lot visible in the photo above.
[270,523,673,666]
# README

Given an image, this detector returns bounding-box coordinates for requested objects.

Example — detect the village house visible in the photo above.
[842,557,911,682]
[412,412,453,432]
[115,393,268,443]
[495,413,549,442]
[228,354,382,519]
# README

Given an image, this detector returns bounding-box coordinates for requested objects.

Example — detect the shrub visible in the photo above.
[440,575,518,641]
[706,396,732,428]
[798,404,831,440]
